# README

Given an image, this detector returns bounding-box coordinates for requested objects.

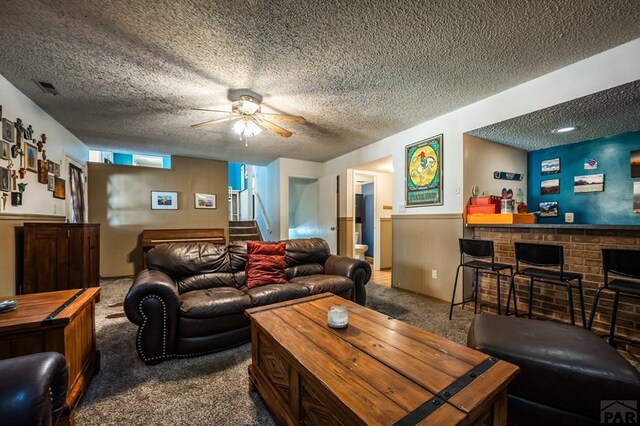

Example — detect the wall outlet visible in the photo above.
[394,282,401,287]
[565,212,574,223]
[431,269,438,279]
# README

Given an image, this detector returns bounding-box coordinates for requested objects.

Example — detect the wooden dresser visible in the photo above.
[22,223,100,294]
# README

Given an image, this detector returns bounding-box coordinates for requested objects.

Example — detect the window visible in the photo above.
[89,150,171,169]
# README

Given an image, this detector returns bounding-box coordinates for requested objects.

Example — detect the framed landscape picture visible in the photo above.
[151,191,178,210]
[574,174,604,193]
[195,193,216,209]
[540,179,559,195]
[405,134,443,207]
[539,201,559,217]
[541,158,560,175]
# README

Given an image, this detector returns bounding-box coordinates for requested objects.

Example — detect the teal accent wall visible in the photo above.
[527,130,640,224]
[228,162,243,191]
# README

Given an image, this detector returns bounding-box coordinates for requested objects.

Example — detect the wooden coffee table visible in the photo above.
[0,288,101,426]
[246,293,519,425]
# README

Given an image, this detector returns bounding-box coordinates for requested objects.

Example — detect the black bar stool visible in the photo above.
[449,238,513,319]
[588,248,640,346]
[506,242,586,327]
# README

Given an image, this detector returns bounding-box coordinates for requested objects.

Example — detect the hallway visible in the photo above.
[369,269,391,287]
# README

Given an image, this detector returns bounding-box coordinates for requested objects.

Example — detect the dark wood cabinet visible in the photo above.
[22,223,100,294]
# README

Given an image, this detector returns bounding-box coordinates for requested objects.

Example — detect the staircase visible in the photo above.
[228,220,262,242]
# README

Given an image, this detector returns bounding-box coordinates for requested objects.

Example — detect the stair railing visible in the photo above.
[254,191,272,239]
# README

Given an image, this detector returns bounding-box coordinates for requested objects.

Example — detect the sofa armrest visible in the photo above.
[124,269,181,364]
[324,255,371,305]
[0,352,68,426]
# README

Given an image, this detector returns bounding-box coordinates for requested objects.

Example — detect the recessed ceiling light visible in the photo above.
[551,126,578,134]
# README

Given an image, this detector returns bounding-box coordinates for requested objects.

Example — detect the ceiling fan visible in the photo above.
[191,95,305,144]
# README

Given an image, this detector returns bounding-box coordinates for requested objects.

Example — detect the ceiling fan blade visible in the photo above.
[253,117,293,138]
[191,108,232,113]
[257,113,306,124]
[191,115,236,129]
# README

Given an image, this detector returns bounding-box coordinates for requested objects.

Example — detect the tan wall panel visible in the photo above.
[380,218,392,269]
[338,217,353,257]
[463,134,527,205]
[425,218,463,301]
[392,216,428,295]
[88,156,228,277]
[0,214,66,296]
[392,214,463,302]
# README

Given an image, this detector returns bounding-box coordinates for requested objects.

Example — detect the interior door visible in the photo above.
[318,174,338,253]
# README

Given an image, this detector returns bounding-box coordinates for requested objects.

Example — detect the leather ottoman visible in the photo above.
[467,314,640,426]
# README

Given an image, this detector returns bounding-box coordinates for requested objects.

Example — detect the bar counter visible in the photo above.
[466,223,640,343]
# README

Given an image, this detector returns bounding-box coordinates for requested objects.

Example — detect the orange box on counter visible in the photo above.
[466,213,535,224]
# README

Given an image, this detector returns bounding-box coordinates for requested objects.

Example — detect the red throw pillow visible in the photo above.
[247,241,286,256]
[245,242,287,288]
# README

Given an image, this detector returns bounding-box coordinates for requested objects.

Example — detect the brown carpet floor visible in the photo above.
[74,278,474,425]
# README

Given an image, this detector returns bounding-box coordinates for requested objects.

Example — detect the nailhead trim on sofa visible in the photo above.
[137,295,169,363]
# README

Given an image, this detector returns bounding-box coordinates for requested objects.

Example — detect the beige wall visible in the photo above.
[88,156,228,277]
[463,134,528,205]
[338,217,353,257]
[380,218,392,269]
[0,213,66,296]
[391,214,463,302]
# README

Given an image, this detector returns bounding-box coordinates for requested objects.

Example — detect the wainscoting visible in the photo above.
[391,214,463,302]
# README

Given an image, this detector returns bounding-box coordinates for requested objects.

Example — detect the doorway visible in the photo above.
[350,156,393,272]
[288,177,319,239]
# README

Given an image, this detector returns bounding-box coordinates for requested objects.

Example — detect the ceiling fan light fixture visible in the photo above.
[233,118,262,137]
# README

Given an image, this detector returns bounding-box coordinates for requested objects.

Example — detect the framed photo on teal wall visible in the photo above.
[405,134,443,207]
[541,158,560,175]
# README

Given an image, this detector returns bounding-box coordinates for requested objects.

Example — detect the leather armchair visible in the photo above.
[0,352,68,426]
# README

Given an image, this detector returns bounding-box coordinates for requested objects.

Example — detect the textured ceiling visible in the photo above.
[468,80,640,151]
[0,1,639,164]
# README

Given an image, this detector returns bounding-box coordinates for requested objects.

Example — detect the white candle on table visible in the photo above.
[327,305,348,328]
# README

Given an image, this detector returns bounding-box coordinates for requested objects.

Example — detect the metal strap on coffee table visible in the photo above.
[394,357,498,425]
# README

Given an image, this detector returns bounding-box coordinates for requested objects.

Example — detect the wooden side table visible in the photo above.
[0,287,101,426]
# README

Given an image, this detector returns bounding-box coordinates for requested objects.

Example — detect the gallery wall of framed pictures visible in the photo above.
[527,130,640,224]
[0,103,67,211]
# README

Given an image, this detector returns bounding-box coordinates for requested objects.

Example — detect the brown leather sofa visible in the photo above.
[467,314,640,426]
[124,238,371,364]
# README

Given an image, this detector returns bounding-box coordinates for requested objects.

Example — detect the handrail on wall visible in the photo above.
[254,191,272,237]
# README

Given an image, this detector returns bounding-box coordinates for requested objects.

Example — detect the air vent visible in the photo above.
[33,80,60,95]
